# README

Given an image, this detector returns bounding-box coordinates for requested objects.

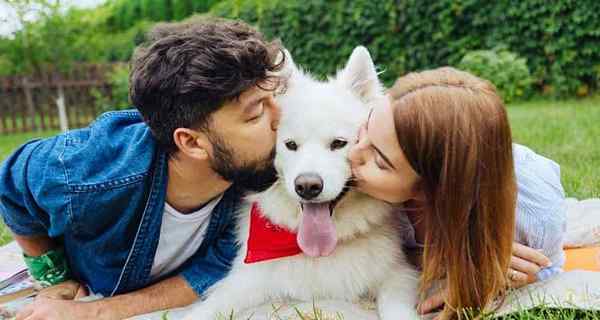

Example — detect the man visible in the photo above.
[0,18,284,319]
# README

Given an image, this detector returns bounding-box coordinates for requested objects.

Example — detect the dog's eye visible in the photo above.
[285,140,298,151]
[330,139,348,151]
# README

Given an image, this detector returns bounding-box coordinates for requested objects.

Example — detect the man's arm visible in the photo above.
[13,234,56,257]
[14,233,199,319]
[17,276,198,320]
[94,275,198,318]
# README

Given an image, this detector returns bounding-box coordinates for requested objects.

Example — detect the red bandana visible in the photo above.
[244,202,302,263]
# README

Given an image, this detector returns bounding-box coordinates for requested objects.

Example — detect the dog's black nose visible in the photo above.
[295,173,323,200]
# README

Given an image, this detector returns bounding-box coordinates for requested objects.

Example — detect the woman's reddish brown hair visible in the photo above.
[389,67,517,319]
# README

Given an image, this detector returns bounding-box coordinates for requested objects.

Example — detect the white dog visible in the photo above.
[183,46,420,320]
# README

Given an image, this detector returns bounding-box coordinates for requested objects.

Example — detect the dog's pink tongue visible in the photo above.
[297,203,337,257]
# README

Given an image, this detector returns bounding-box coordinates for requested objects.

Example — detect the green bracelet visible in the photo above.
[23,248,71,288]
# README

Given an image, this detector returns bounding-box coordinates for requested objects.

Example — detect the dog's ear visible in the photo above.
[336,46,385,104]
[277,48,300,83]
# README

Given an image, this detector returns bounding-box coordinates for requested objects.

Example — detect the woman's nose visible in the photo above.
[349,125,368,165]
[348,145,364,166]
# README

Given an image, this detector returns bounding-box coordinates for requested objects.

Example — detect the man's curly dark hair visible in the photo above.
[129,17,285,154]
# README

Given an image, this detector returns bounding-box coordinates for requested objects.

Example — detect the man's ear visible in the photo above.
[172,128,211,161]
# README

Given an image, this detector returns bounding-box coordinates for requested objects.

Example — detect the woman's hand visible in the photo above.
[418,289,446,316]
[417,243,552,316]
[509,242,552,288]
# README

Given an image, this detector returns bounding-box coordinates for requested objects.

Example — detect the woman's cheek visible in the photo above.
[363,166,385,191]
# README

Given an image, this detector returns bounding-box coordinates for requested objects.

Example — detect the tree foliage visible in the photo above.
[1,0,599,98]
[105,0,219,31]
[212,0,600,97]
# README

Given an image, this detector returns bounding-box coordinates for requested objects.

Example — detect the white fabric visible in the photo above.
[564,198,600,248]
[150,195,223,279]
[129,271,600,320]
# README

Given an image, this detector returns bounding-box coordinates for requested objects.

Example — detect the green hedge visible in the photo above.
[2,0,598,97]
[211,0,600,97]
[106,0,220,31]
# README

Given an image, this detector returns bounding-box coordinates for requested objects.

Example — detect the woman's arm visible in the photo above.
[513,144,567,277]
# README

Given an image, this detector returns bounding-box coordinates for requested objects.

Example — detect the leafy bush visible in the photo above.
[0,6,152,76]
[210,0,600,97]
[2,0,599,97]
[458,49,533,103]
[106,0,220,31]
[211,0,404,85]
[92,64,131,112]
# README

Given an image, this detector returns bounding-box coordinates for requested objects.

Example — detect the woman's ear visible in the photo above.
[172,128,210,161]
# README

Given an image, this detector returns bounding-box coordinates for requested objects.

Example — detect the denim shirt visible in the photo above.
[0,110,241,297]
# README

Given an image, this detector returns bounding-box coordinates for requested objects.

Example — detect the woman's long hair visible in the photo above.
[389,67,517,319]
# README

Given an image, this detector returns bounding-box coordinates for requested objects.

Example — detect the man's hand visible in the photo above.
[37,280,88,300]
[16,276,197,320]
[509,242,552,288]
[16,297,110,320]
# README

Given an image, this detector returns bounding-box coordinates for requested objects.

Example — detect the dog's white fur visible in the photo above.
[183,46,419,320]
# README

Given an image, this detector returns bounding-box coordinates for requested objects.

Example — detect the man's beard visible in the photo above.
[208,134,278,193]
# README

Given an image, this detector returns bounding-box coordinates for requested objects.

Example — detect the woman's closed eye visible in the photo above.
[374,152,390,170]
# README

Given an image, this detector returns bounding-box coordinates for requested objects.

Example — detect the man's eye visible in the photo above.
[248,102,265,122]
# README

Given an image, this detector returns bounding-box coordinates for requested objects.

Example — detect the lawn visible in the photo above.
[508,96,600,199]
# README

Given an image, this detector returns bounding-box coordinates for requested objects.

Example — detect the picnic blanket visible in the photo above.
[1,198,599,319]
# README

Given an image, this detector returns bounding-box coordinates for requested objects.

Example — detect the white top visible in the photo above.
[150,195,224,279]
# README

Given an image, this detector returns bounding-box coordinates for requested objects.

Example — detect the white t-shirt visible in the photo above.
[150,195,223,279]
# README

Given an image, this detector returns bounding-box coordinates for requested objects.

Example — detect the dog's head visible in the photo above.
[276,46,384,203]
[256,46,390,257]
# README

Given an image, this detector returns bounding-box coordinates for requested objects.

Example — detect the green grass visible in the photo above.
[507,96,600,199]
[186,302,600,320]
[0,131,59,163]
[499,307,600,320]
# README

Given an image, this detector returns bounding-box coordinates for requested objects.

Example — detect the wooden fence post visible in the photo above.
[22,77,37,132]
[56,85,68,132]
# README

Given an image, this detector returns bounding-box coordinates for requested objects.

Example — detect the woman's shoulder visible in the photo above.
[513,143,566,222]
[513,142,566,234]
[513,143,564,202]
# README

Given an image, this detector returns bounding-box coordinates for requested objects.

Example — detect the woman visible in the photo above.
[348,67,566,319]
